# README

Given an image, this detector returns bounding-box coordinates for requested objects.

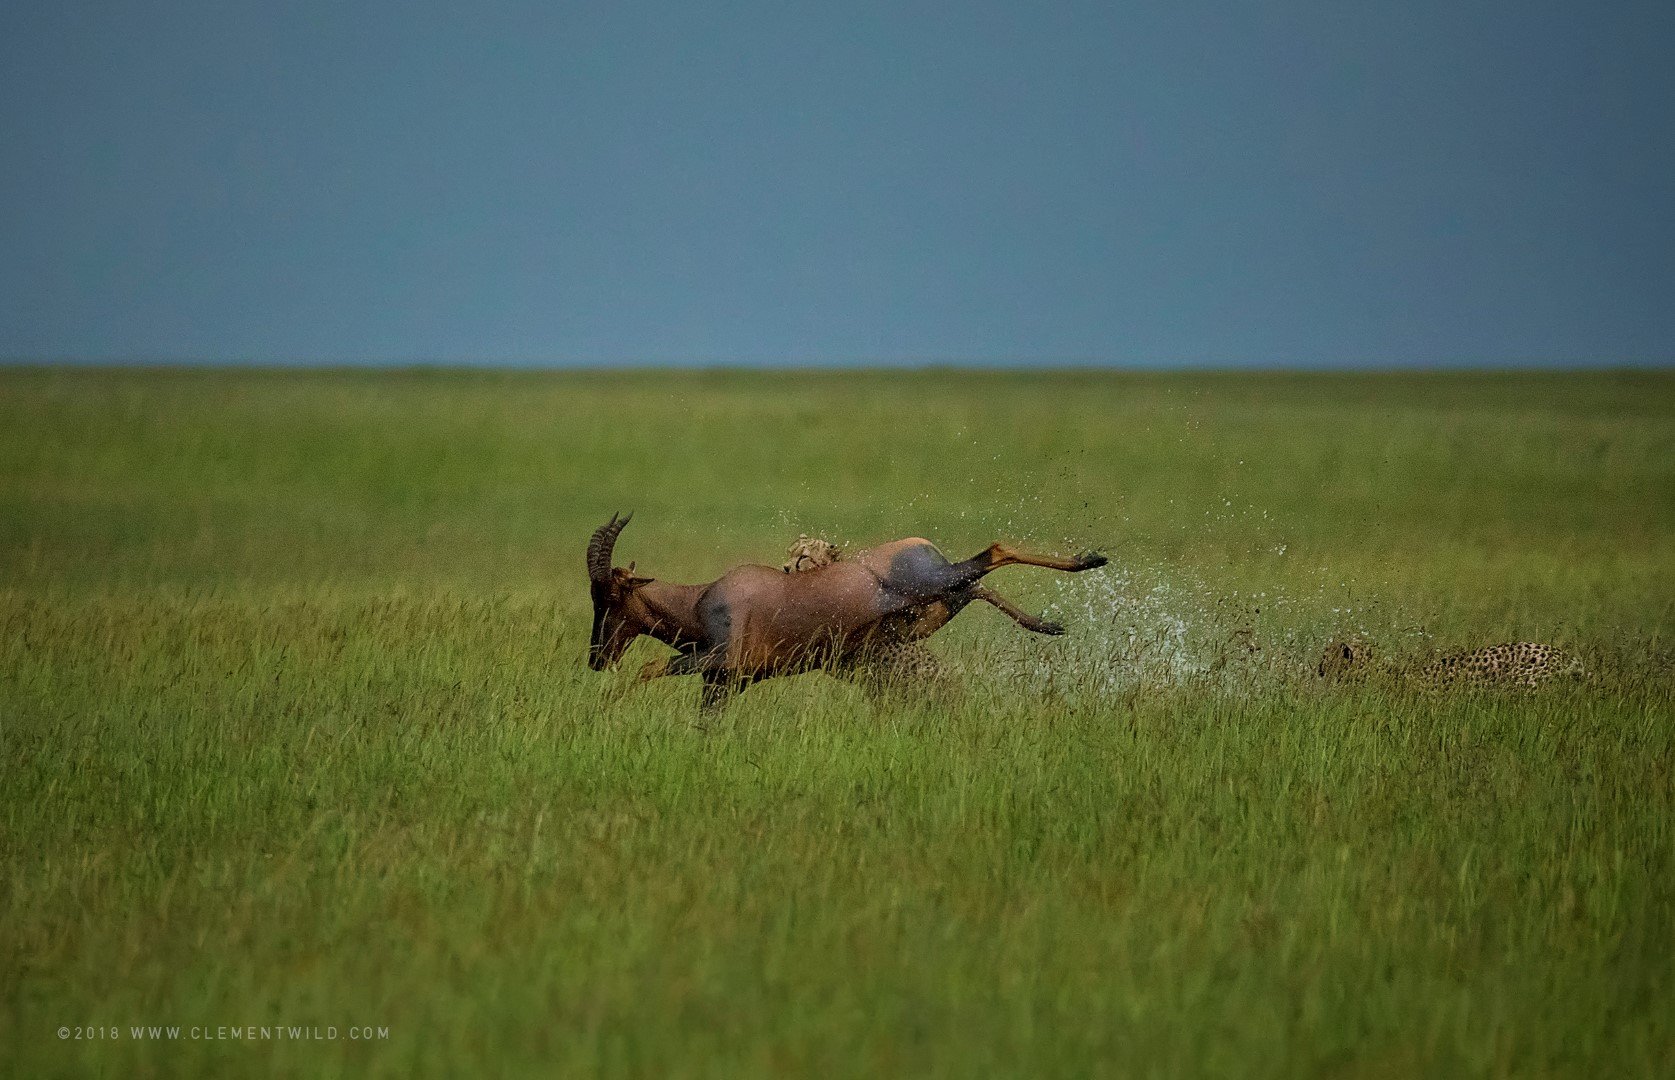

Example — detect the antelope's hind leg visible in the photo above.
[971,586,1065,635]
[880,542,1106,605]
[972,542,1107,574]
[941,542,1107,591]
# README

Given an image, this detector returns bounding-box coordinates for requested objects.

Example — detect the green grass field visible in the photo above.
[3,367,1672,1077]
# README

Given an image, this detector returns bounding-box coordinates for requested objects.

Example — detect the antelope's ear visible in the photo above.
[612,566,653,589]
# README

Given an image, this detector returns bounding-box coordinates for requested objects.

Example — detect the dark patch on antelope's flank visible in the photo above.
[883,542,958,600]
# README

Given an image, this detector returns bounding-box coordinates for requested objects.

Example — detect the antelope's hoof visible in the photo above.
[1076,552,1109,571]
[1036,620,1067,636]
[638,660,668,682]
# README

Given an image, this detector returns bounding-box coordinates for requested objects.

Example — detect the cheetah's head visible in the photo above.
[783,534,842,573]
[1317,638,1373,680]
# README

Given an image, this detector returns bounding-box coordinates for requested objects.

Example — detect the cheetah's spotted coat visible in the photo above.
[1318,639,1581,690]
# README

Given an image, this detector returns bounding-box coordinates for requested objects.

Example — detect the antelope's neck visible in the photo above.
[638,581,706,645]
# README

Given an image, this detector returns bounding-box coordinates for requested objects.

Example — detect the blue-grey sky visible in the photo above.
[2,1,1671,367]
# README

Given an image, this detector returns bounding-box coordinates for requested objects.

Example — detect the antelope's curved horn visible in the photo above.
[587,512,632,583]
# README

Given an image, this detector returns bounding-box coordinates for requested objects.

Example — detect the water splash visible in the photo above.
[958,558,1424,703]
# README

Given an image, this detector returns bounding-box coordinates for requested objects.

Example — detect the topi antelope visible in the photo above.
[586,513,1108,709]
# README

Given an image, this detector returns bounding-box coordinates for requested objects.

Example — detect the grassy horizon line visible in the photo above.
[2,357,1673,374]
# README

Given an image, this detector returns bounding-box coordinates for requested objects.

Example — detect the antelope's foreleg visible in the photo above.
[699,668,759,712]
[639,642,728,681]
[638,656,685,681]
[644,644,753,711]
[971,586,1065,636]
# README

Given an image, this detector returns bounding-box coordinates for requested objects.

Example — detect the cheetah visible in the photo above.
[783,534,842,573]
[1317,638,1582,691]
[849,638,955,699]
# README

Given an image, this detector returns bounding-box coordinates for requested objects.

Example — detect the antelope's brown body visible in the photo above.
[585,514,1106,708]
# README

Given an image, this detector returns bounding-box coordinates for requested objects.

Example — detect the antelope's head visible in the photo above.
[586,512,652,670]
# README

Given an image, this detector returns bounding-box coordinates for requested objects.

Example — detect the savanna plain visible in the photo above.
[2,367,1672,1078]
